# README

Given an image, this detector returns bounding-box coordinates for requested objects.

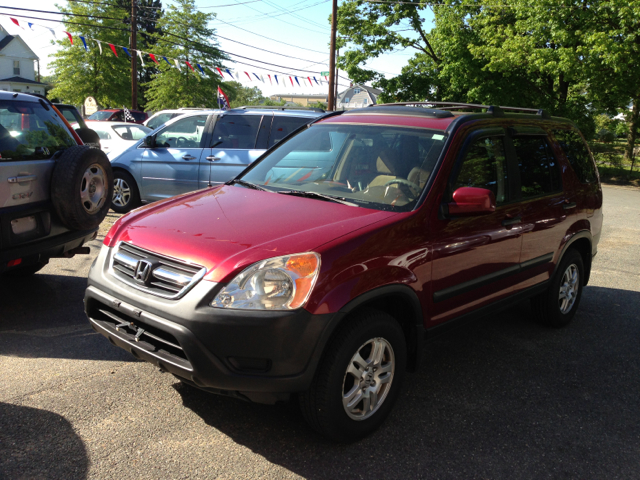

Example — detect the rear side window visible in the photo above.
[453,136,509,205]
[268,116,312,147]
[552,128,597,184]
[213,115,262,149]
[0,100,75,161]
[512,136,561,198]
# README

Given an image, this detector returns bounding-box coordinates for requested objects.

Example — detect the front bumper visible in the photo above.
[84,245,339,403]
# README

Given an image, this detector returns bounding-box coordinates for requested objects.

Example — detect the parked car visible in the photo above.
[0,92,113,276]
[144,108,209,130]
[78,121,152,156]
[85,102,602,442]
[88,109,148,124]
[108,107,325,213]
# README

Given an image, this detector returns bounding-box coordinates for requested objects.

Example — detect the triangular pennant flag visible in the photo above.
[138,50,145,67]
[196,63,205,75]
[253,73,261,82]
[324,76,328,82]
[48,28,56,38]
[225,68,234,79]
[268,74,272,85]
[216,67,224,78]
[307,76,312,86]
[109,43,118,57]
[163,56,171,66]
[64,31,73,45]
[245,71,252,81]
[295,76,301,87]
[290,76,294,87]
[313,77,319,85]
[149,53,159,64]
[80,36,88,51]
[122,46,131,57]
[94,39,102,54]
[274,75,279,85]
[185,61,195,72]
[10,18,22,29]
[260,75,265,83]
[27,23,35,30]
[174,59,182,70]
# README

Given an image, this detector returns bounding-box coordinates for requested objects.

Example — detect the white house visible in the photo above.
[337,84,382,110]
[0,25,45,95]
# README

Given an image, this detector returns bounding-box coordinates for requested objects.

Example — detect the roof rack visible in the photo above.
[370,101,550,119]
[234,105,325,113]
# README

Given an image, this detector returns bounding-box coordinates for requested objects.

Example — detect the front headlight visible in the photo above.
[211,252,320,310]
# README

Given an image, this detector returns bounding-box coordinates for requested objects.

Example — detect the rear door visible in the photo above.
[140,114,209,201]
[201,113,266,186]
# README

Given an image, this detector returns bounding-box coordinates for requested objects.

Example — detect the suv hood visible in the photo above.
[107,185,397,282]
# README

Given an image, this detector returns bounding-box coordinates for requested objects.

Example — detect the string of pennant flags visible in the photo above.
[8,16,333,89]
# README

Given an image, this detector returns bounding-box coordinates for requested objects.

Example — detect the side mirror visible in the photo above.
[447,187,496,216]
[142,135,156,148]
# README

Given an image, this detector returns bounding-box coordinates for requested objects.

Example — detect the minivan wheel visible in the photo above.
[532,249,584,328]
[111,171,140,214]
[299,309,406,443]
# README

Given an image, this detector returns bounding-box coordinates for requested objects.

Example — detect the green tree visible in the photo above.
[228,83,264,107]
[143,0,229,110]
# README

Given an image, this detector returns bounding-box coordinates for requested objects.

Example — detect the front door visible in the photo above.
[200,113,266,187]
[428,130,524,325]
[141,115,209,201]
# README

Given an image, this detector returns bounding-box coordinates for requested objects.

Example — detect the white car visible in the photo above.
[82,121,152,157]
[144,108,209,130]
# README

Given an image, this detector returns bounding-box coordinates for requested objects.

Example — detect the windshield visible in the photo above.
[0,100,75,161]
[240,123,447,211]
[88,111,114,121]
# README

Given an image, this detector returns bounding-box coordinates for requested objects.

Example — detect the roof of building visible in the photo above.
[0,76,46,85]
[0,34,14,52]
[337,84,382,104]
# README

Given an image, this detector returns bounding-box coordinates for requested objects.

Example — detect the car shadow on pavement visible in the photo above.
[0,273,133,363]
[175,285,640,479]
[0,402,88,480]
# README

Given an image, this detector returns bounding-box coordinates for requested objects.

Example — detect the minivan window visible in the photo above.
[0,100,75,161]
[113,124,151,141]
[213,114,262,149]
[512,136,561,198]
[453,136,508,204]
[268,116,313,147]
[147,113,174,130]
[155,115,207,148]
[552,128,597,184]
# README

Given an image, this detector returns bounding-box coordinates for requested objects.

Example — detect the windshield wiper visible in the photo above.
[227,179,270,192]
[276,190,359,207]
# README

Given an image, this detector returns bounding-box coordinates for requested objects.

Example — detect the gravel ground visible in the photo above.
[1,185,639,480]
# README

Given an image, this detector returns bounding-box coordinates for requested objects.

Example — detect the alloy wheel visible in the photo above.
[113,177,131,208]
[558,263,580,314]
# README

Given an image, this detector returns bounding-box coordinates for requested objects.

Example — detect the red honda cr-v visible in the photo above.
[84,102,603,442]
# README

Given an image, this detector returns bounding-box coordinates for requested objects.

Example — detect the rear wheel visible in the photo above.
[299,309,406,442]
[532,249,584,327]
[111,171,141,214]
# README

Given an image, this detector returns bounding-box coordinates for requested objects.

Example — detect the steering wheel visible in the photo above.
[175,136,189,148]
[384,178,421,197]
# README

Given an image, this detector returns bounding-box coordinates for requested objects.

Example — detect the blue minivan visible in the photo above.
[109,107,325,213]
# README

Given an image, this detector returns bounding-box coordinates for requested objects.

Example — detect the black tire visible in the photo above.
[2,261,48,277]
[532,249,584,328]
[299,308,407,443]
[111,170,141,214]
[51,145,113,231]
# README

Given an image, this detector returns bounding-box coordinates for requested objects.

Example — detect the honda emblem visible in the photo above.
[133,260,153,284]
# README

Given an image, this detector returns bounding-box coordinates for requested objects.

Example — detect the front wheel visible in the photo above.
[532,249,584,328]
[111,171,141,214]
[299,309,407,442]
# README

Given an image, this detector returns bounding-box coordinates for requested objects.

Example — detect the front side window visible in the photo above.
[241,124,447,211]
[212,114,261,149]
[155,115,207,148]
[512,136,561,198]
[0,100,75,161]
[552,128,597,184]
[113,124,151,141]
[453,136,509,204]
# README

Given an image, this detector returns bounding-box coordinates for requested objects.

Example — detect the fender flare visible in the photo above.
[553,230,593,284]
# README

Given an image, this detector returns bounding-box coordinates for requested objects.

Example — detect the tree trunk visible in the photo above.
[623,95,640,173]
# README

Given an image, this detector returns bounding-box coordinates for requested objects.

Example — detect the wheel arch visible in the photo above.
[555,231,593,285]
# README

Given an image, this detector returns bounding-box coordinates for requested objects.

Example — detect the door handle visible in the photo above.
[206,156,220,161]
[502,215,522,226]
[182,155,196,160]
[563,202,577,210]
[8,175,37,183]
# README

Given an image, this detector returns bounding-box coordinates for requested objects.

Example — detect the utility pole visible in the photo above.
[130,0,138,110]
[328,0,337,111]
[334,46,339,110]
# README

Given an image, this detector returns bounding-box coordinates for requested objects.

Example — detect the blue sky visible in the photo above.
[1,0,434,97]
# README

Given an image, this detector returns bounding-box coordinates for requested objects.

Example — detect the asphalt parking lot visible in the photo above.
[1,185,639,480]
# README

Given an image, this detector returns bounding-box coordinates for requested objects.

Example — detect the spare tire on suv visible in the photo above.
[51,145,113,231]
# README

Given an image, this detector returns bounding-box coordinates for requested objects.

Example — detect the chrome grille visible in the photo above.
[109,242,206,299]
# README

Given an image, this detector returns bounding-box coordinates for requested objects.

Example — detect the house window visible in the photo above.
[354,88,361,94]
[363,98,368,105]
[345,97,350,103]
[13,60,20,75]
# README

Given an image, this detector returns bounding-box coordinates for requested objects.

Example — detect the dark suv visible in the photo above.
[84,102,603,442]
[0,92,112,275]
